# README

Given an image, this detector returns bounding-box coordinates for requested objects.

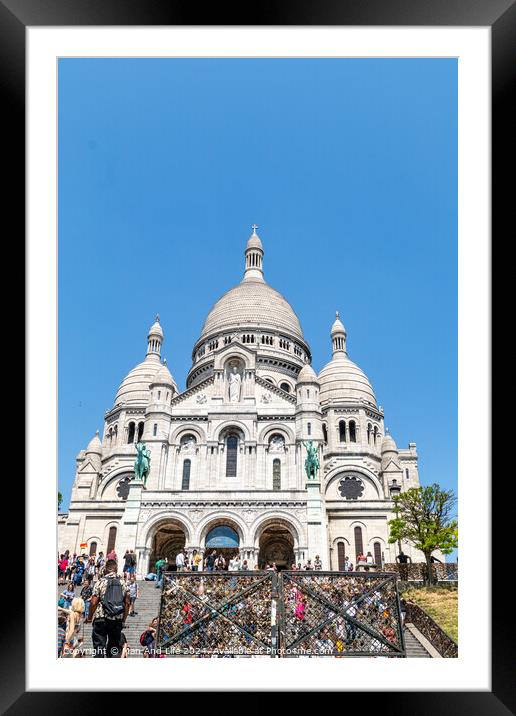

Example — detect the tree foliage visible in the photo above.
[58,491,63,510]
[388,484,458,557]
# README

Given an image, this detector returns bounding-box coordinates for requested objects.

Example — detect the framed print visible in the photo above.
[3,0,508,709]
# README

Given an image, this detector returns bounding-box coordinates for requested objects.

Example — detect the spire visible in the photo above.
[243,224,265,283]
[146,315,164,360]
[331,311,347,355]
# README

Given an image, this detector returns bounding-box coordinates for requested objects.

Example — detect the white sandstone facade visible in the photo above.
[58,227,426,574]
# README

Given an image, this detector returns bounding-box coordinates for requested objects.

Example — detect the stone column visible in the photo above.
[305,479,329,569]
[117,481,143,558]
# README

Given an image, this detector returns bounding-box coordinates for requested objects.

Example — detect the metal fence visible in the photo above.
[157,570,405,657]
[157,571,277,656]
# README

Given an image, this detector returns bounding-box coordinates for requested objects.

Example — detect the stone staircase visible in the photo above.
[80,579,162,658]
[404,627,432,657]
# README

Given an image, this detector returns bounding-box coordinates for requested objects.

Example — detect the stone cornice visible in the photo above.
[257,414,295,421]
[170,415,209,422]
[141,499,307,509]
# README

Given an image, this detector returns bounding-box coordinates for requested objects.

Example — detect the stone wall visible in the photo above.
[384,562,458,582]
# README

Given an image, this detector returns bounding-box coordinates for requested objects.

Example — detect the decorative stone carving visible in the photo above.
[189,509,203,524]
[180,435,197,453]
[196,393,207,404]
[261,391,273,404]
[269,435,285,453]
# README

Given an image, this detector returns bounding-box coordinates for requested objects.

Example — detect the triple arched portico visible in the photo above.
[136,509,307,575]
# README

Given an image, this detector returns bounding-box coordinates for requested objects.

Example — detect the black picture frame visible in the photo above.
[5,0,505,710]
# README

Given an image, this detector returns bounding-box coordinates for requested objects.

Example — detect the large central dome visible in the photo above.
[200,280,304,342]
[197,227,306,344]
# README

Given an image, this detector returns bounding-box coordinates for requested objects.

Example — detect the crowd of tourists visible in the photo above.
[148,550,328,581]
[57,549,159,658]
[57,546,396,658]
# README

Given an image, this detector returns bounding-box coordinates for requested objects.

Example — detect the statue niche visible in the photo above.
[226,361,243,404]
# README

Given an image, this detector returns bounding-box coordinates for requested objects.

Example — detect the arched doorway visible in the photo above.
[204,525,240,569]
[258,522,295,570]
[149,520,186,573]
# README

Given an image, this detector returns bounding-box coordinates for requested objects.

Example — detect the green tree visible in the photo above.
[58,491,63,510]
[388,484,458,584]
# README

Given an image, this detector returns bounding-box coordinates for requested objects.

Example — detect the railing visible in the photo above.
[384,563,458,582]
[156,570,405,657]
[157,571,276,656]
[404,601,458,658]
[279,571,405,657]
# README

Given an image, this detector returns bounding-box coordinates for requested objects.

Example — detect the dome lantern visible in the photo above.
[243,224,265,283]
[331,311,347,355]
[146,314,163,360]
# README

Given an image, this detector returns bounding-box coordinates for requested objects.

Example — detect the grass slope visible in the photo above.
[403,587,458,643]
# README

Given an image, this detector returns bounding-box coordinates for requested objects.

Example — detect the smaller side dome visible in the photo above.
[86,430,102,455]
[297,362,319,384]
[381,431,400,470]
[381,431,398,454]
[151,360,176,388]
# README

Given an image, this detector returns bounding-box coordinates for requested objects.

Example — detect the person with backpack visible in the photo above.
[140,616,159,657]
[85,559,130,657]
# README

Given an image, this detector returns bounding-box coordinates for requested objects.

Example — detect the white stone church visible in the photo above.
[58,227,425,575]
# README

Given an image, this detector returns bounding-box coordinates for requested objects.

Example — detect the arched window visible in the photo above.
[339,420,346,443]
[127,422,135,444]
[373,426,378,445]
[273,459,281,491]
[322,424,328,443]
[153,423,157,436]
[337,542,346,571]
[137,422,144,442]
[354,526,364,559]
[226,435,238,477]
[307,422,311,436]
[114,425,118,444]
[89,541,97,556]
[182,459,191,490]
[107,526,117,554]
[280,382,291,393]
[349,420,357,442]
[374,542,382,567]
[367,423,372,444]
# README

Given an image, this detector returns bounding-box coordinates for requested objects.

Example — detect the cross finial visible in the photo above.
[251,224,258,234]
[336,310,340,318]
[155,313,160,323]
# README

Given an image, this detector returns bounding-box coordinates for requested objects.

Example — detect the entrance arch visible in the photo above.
[200,517,244,569]
[149,519,187,573]
[254,518,298,570]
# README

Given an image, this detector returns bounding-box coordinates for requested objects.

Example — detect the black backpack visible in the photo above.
[101,577,124,618]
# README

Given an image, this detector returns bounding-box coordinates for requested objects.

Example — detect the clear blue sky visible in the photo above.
[58,59,457,532]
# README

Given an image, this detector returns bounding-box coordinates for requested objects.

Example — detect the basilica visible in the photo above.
[58,227,423,574]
